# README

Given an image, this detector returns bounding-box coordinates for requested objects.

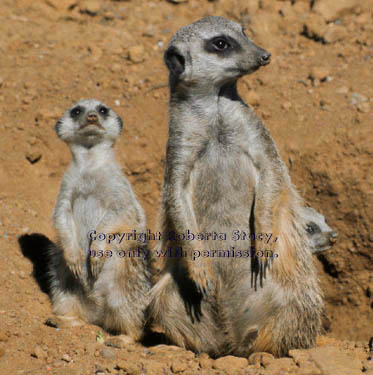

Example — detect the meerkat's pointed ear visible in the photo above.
[55,119,63,138]
[164,46,186,77]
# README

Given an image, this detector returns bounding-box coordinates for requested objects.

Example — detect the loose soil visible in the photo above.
[0,0,372,374]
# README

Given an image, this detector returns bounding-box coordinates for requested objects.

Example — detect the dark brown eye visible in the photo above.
[306,224,315,234]
[99,106,108,115]
[213,38,230,51]
[70,106,82,118]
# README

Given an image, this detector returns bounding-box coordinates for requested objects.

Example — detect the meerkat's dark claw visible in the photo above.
[67,262,82,280]
[90,258,104,280]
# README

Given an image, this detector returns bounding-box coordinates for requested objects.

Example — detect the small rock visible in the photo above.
[79,0,101,15]
[356,13,371,25]
[31,345,47,359]
[99,347,115,360]
[45,317,60,329]
[358,102,370,113]
[87,45,102,61]
[19,271,26,279]
[324,25,348,43]
[264,357,298,374]
[0,333,9,343]
[143,361,168,375]
[116,360,140,374]
[248,352,275,367]
[26,151,42,164]
[282,101,292,111]
[349,92,368,105]
[110,63,122,73]
[213,355,248,370]
[36,109,60,122]
[61,353,71,362]
[199,353,212,369]
[246,91,260,106]
[310,67,330,81]
[22,96,33,105]
[104,335,134,349]
[143,25,156,37]
[44,0,77,10]
[308,345,362,375]
[95,363,105,373]
[171,360,188,373]
[52,360,64,368]
[313,0,360,22]
[289,349,322,374]
[302,13,327,40]
[336,86,349,94]
[128,45,146,63]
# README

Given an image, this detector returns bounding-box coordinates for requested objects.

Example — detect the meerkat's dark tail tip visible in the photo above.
[18,233,54,295]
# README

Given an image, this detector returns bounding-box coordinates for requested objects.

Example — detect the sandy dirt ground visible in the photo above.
[0,0,372,374]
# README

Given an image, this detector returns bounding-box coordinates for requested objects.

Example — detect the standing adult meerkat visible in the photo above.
[149,16,323,357]
[50,99,151,339]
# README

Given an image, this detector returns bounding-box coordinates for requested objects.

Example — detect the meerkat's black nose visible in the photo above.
[330,231,338,243]
[260,52,271,66]
[87,112,99,123]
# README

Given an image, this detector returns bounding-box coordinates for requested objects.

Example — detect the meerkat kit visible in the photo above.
[49,99,151,339]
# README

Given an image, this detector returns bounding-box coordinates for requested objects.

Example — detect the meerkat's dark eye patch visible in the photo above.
[98,105,109,117]
[70,106,83,119]
[204,35,242,56]
[306,222,321,235]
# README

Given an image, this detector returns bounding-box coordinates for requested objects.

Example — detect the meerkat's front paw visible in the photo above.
[89,241,107,279]
[64,249,85,281]
[189,264,215,297]
[89,255,106,280]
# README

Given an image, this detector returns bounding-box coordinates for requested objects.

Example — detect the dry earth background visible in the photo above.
[0,0,372,374]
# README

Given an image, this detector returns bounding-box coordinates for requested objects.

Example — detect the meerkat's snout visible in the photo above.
[259,51,271,66]
[86,111,99,125]
[329,231,338,243]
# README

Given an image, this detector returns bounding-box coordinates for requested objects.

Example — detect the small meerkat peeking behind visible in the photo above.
[302,207,338,253]
[50,99,151,339]
[149,16,323,357]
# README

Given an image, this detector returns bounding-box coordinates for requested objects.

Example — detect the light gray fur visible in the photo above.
[303,207,338,253]
[50,99,151,339]
[149,16,324,357]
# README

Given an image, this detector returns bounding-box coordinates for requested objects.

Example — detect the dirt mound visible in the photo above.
[0,0,372,373]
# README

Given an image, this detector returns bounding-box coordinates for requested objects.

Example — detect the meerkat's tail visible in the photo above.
[18,233,55,295]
